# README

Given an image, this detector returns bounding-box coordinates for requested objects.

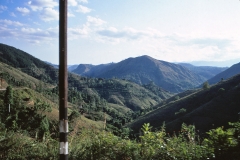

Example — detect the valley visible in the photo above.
[0,43,239,159]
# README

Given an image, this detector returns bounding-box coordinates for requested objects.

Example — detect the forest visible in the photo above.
[0,44,240,159]
[0,66,240,160]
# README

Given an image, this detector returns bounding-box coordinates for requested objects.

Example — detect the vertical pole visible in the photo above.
[0,71,2,89]
[8,104,10,113]
[59,0,68,159]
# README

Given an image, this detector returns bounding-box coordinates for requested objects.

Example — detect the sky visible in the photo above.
[1,0,240,67]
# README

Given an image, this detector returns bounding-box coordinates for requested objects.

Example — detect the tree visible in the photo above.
[4,85,13,106]
[175,108,187,115]
[202,81,210,89]
[39,116,50,138]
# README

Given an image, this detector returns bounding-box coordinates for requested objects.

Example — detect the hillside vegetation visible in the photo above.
[178,63,228,81]
[127,73,240,134]
[0,43,173,134]
[73,55,206,93]
[0,43,240,159]
[0,43,58,84]
[208,62,240,85]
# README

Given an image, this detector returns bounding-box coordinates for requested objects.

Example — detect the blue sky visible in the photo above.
[1,0,240,67]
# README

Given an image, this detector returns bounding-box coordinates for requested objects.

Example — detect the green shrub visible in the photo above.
[175,108,187,115]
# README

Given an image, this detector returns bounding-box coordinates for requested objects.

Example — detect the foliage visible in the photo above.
[0,125,58,159]
[175,108,186,115]
[0,43,240,159]
[128,73,240,134]
[4,85,13,105]
[0,43,58,84]
[203,81,210,89]
[0,89,240,160]
[203,123,240,159]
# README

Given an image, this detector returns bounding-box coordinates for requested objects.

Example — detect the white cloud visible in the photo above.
[28,0,58,11]
[78,0,88,3]
[20,27,57,43]
[69,0,78,6]
[76,5,91,13]
[96,27,161,41]
[0,19,24,27]
[0,5,7,12]
[91,24,240,63]
[133,33,238,63]
[10,12,16,17]
[21,27,51,36]
[0,26,57,44]
[68,27,89,40]
[16,7,30,16]
[0,26,18,38]
[40,8,58,21]
[87,16,106,26]
[67,16,106,40]
[68,12,75,17]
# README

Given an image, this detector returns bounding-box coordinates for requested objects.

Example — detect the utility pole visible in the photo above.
[59,0,68,159]
[0,72,2,89]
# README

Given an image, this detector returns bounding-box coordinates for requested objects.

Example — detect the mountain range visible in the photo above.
[127,73,240,134]
[72,56,229,93]
[0,43,173,130]
[1,42,240,134]
[207,62,240,85]
[178,63,228,80]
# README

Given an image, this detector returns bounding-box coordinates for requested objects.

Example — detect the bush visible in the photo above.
[203,81,210,89]
[175,108,187,115]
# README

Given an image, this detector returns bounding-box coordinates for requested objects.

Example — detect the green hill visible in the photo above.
[178,63,228,80]
[73,55,206,93]
[0,44,239,160]
[208,62,240,85]
[0,43,174,134]
[0,43,58,84]
[127,73,240,134]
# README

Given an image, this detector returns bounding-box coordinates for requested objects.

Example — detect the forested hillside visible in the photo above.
[127,73,240,134]
[208,62,240,85]
[0,43,173,134]
[0,43,239,159]
[178,63,228,81]
[73,55,206,93]
[0,43,58,84]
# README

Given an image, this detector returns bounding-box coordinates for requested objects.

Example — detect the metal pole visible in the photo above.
[59,0,68,159]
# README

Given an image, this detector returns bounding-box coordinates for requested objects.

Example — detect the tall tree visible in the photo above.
[4,85,13,106]
[202,81,210,89]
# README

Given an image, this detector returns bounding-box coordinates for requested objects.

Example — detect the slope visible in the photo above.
[0,62,53,90]
[207,62,240,85]
[72,63,113,76]
[127,73,240,133]
[178,63,228,80]
[73,55,205,93]
[0,43,174,134]
[0,43,58,84]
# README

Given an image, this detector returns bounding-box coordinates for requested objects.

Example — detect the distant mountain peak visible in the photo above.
[73,55,206,93]
[207,62,240,85]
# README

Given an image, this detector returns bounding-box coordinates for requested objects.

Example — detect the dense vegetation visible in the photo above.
[178,63,228,81]
[0,43,58,84]
[1,114,239,160]
[0,43,173,135]
[207,62,240,85]
[127,74,240,135]
[0,43,239,159]
[72,55,206,93]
